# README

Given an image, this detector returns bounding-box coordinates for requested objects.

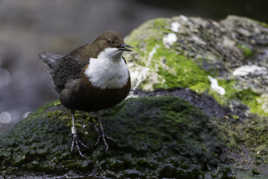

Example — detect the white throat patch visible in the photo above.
[84,48,129,89]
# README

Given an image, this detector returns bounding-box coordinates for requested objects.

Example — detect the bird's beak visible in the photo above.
[119,44,133,52]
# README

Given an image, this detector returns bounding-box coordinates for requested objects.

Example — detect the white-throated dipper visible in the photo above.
[39,31,132,157]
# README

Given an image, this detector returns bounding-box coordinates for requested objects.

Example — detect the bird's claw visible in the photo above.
[95,134,115,152]
[94,121,115,152]
[71,134,88,158]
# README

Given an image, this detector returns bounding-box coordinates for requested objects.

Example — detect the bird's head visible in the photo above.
[94,31,132,60]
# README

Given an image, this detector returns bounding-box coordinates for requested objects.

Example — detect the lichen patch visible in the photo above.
[208,76,225,95]
[163,33,177,47]
[233,65,267,76]
[170,22,181,32]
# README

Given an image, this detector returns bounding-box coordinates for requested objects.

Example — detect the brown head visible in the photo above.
[69,31,132,64]
[93,31,132,54]
[90,31,132,61]
[94,31,126,49]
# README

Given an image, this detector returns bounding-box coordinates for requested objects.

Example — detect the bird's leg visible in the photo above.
[70,110,88,158]
[94,118,115,152]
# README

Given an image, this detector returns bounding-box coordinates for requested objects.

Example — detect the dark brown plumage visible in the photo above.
[60,70,131,112]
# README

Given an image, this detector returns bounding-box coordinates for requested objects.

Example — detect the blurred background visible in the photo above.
[0,0,268,130]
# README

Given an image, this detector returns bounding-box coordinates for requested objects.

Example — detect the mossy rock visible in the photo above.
[125,15,268,117]
[0,95,234,178]
[124,15,268,178]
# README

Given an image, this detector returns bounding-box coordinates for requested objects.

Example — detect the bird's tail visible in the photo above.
[39,52,63,70]
[39,52,64,96]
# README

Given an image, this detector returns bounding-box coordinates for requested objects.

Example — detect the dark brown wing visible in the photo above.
[52,55,83,93]
[52,40,101,93]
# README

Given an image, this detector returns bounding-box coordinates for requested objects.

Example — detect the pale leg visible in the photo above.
[70,110,88,158]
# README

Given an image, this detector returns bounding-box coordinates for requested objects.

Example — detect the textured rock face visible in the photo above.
[126,15,268,117]
[126,15,268,177]
[0,94,234,178]
[125,17,268,176]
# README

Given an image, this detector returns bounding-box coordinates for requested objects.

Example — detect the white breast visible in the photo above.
[84,54,129,89]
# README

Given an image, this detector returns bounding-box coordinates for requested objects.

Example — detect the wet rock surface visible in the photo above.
[0,95,234,178]
[133,88,230,119]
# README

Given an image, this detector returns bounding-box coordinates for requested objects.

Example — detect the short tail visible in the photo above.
[39,52,63,70]
[39,52,64,96]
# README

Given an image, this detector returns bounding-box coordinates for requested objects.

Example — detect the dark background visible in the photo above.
[136,0,268,22]
[0,0,268,125]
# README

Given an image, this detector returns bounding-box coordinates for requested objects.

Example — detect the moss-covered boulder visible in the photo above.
[0,91,235,178]
[125,15,268,177]
[126,15,268,117]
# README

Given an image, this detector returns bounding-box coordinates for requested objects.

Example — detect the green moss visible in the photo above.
[152,18,169,29]
[237,44,254,58]
[158,54,210,88]
[139,39,212,92]
[229,89,268,116]
[204,79,268,117]
[125,18,168,50]
[0,96,234,178]
[247,97,268,116]
[258,21,268,29]
[190,82,209,93]
[234,88,259,104]
[207,79,237,105]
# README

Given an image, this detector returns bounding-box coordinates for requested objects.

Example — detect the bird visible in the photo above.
[39,31,132,157]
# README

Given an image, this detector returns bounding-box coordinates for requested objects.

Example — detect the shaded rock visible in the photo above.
[0,95,233,178]
[134,88,230,119]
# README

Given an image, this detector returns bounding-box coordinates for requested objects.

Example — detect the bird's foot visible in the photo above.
[70,110,89,158]
[95,132,115,152]
[94,120,115,152]
[71,134,89,158]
